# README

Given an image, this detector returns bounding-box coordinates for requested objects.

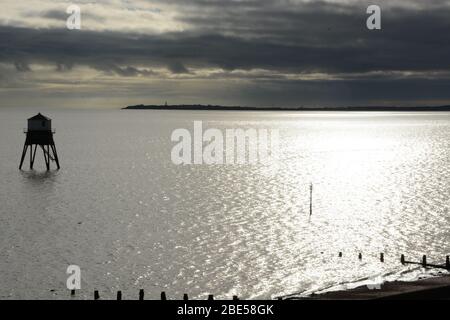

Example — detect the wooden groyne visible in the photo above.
[401,254,450,270]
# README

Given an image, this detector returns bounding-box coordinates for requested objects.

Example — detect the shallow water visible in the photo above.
[0,108,449,299]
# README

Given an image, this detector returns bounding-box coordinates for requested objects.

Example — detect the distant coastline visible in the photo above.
[123,104,450,112]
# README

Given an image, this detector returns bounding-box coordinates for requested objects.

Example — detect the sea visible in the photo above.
[0,107,449,299]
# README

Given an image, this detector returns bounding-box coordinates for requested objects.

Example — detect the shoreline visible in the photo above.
[123,105,450,112]
[292,275,450,300]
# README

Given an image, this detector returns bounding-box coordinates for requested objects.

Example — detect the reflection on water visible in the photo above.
[0,109,449,299]
[20,170,59,182]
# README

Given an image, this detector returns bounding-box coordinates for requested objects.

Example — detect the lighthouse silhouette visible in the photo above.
[19,113,60,170]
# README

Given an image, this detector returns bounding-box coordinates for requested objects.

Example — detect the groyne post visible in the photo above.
[139,289,144,300]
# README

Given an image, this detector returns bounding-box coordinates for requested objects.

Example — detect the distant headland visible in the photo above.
[123,104,450,112]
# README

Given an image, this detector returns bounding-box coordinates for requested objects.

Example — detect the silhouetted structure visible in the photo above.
[19,113,60,170]
[124,104,450,112]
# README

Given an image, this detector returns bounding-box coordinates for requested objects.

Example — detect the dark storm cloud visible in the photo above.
[14,61,31,72]
[168,61,190,74]
[1,0,450,107]
[92,62,156,77]
[56,62,74,72]
[40,9,106,23]
[0,1,449,76]
[41,9,67,21]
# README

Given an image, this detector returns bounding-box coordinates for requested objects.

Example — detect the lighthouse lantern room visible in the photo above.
[28,113,52,131]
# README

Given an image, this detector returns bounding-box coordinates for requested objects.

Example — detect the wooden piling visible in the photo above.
[380,253,384,262]
[208,294,214,300]
[183,294,189,301]
[446,256,450,269]
[139,289,144,301]
[117,291,122,300]
[19,144,28,170]
[94,290,100,300]
[233,295,239,300]
[161,291,167,300]
[70,289,75,296]
[358,253,362,260]
[422,255,427,267]
[338,252,342,258]
[401,254,405,265]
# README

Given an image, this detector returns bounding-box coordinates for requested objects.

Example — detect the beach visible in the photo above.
[301,275,450,300]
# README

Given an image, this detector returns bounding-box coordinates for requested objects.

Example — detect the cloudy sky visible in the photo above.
[1,0,450,108]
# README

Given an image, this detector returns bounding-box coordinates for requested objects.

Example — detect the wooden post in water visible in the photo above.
[71,289,75,296]
[358,253,362,260]
[380,253,384,262]
[139,289,144,301]
[208,294,214,300]
[309,183,313,216]
[233,295,239,300]
[161,291,167,300]
[117,291,122,300]
[401,254,405,265]
[446,256,450,269]
[422,255,427,267]
[183,294,189,301]
[338,252,342,258]
[94,290,100,300]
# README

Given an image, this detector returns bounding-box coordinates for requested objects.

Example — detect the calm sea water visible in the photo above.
[0,108,449,299]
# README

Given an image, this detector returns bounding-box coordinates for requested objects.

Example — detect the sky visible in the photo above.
[1,0,450,108]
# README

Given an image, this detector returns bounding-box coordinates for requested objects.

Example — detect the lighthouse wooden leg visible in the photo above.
[31,144,38,170]
[19,144,28,170]
[40,145,47,168]
[42,145,50,171]
[47,145,51,171]
[51,144,60,170]
[29,144,33,169]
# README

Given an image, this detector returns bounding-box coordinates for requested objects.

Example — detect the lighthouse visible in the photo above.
[19,113,60,170]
